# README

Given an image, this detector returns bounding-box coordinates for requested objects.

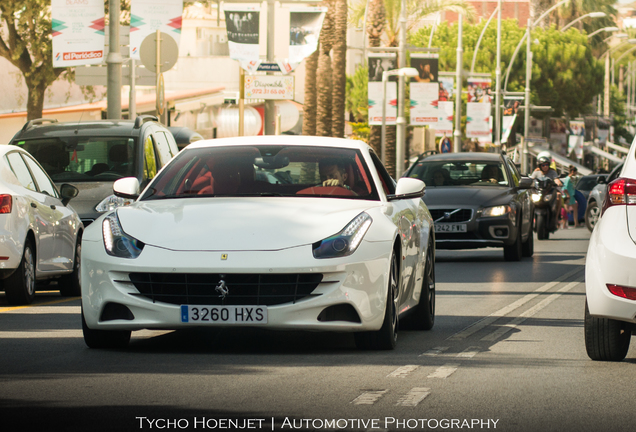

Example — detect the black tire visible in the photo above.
[59,233,81,297]
[82,308,131,349]
[355,251,399,350]
[5,240,36,305]
[584,300,630,362]
[409,240,435,330]
[521,218,534,257]
[585,201,600,233]
[536,212,548,240]
[503,223,523,262]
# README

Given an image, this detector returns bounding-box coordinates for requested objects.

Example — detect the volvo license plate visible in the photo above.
[181,305,268,324]
[434,224,467,233]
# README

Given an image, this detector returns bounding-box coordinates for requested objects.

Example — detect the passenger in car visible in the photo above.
[432,169,450,186]
[481,165,500,183]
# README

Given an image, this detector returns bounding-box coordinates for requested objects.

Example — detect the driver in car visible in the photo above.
[319,159,350,189]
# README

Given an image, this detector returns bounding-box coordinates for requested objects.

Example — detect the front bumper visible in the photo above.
[81,238,393,333]
[586,207,636,324]
[433,208,517,250]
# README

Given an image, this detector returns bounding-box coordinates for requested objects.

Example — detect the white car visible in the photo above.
[585,141,636,361]
[81,136,435,350]
[0,145,82,305]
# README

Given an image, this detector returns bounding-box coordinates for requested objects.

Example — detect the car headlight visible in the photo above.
[102,212,145,259]
[482,205,510,217]
[95,194,135,212]
[312,212,372,259]
[531,193,541,203]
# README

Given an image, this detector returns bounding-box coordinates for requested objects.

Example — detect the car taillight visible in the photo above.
[0,195,11,214]
[607,284,636,301]
[601,178,636,215]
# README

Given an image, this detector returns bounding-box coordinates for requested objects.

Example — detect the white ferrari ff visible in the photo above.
[585,141,636,361]
[81,136,435,350]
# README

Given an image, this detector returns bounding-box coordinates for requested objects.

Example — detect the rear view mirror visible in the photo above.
[59,183,79,206]
[113,177,140,199]
[518,177,534,189]
[387,178,425,200]
[254,155,290,170]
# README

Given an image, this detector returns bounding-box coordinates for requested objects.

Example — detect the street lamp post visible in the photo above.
[494,0,502,148]
[588,26,619,39]
[560,11,606,32]
[454,14,463,153]
[381,67,419,169]
[521,19,532,175]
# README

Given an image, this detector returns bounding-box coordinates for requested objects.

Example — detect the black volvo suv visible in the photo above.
[10,116,180,226]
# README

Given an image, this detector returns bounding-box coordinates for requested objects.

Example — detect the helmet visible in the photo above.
[537,155,551,166]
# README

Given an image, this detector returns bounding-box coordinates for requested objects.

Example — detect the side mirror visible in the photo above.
[387,178,425,201]
[59,183,79,206]
[113,177,140,200]
[597,176,606,185]
[518,177,534,189]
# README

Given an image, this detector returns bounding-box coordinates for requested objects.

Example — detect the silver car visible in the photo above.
[585,163,623,232]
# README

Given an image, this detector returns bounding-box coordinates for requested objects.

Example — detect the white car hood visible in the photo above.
[116,197,380,251]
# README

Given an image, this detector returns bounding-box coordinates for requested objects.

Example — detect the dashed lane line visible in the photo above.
[396,388,431,406]
[427,363,460,379]
[481,279,582,342]
[419,346,450,357]
[446,267,583,341]
[0,297,79,313]
[352,390,388,405]
[387,365,419,378]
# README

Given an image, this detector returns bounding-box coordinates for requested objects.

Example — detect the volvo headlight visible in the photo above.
[482,205,510,217]
[312,212,372,259]
[102,212,144,259]
[95,194,134,212]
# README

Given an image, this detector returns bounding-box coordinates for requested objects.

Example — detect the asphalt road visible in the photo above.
[1,227,634,432]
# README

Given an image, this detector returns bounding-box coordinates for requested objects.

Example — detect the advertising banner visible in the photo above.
[244,76,294,100]
[569,120,585,159]
[436,101,454,137]
[52,0,105,67]
[501,114,517,144]
[368,54,397,126]
[368,53,397,83]
[288,7,326,65]
[466,102,492,142]
[410,53,438,83]
[368,81,397,125]
[223,5,260,62]
[467,78,492,103]
[439,77,454,101]
[410,82,439,126]
[130,0,183,60]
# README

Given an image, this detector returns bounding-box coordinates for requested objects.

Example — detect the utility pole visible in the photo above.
[107,0,122,119]
[395,0,407,177]
[494,0,502,147]
[453,14,463,153]
[264,0,276,135]
[522,19,532,175]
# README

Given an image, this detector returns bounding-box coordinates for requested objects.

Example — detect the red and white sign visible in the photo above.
[62,51,103,61]
[52,0,105,67]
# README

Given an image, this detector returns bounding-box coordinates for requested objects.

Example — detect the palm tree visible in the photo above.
[302,50,319,136]
[331,0,348,137]
[316,0,336,136]
[364,0,387,157]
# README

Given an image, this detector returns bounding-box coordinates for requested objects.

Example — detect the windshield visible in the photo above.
[141,145,379,200]
[16,137,137,182]
[407,160,509,187]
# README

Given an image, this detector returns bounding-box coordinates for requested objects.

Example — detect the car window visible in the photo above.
[141,146,379,201]
[6,152,37,191]
[153,131,175,166]
[369,151,395,195]
[16,137,137,182]
[577,176,600,191]
[505,159,520,187]
[408,160,509,187]
[143,135,158,181]
[608,163,623,183]
[22,154,58,197]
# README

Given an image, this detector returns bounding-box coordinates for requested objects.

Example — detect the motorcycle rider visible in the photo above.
[531,154,563,228]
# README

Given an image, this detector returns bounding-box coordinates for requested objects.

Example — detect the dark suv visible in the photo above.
[10,116,180,226]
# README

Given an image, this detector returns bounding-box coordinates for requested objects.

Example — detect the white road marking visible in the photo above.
[396,388,431,406]
[387,365,419,378]
[427,363,460,379]
[447,268,583,341]
[419,346,450,357]
[456,346,481,358]
[352,390,388,405]
[481,280,581,342]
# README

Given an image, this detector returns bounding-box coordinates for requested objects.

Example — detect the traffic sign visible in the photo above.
[139,32,179,73]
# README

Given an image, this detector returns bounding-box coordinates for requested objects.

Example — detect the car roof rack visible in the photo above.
[20,118,58,132]
[134,115,159,129]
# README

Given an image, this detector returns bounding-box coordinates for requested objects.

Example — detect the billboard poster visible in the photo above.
[288,7,326,64]
[436,101,454,136]
[244,76,294,100]
[368,53,397,82]
[52,0,105,67]
[439,77,454,101]
[130,0,183,60]
[466,102,492,142]
[503,96,523,116]
[410,82,439,126]
[222,5,260,64]
[467,78,492,103]
[569,120,585,159]
[368,81,397,125]
[410,53,438,83]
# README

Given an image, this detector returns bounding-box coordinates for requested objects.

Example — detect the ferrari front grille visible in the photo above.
[125,272,325,306]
